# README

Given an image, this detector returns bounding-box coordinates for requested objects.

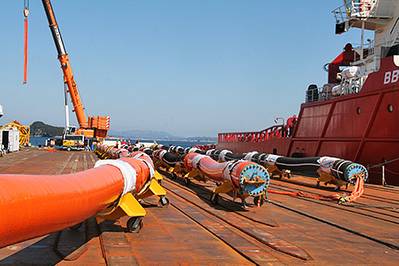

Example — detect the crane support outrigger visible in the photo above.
[42,0,110,139]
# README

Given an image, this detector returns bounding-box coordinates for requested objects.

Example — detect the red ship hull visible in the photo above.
[217,56,399,185]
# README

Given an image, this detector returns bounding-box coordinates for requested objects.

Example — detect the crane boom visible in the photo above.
[42,0,88,128]
[41,0,110,139]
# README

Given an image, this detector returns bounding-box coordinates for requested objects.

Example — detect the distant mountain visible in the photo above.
[109,129,178,140]
[186,136,217,142]
[28,122,217,142]
[109,129,217,142]
[30,121,64,137]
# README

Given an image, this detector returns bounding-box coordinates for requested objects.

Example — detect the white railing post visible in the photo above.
[382,164,386,186]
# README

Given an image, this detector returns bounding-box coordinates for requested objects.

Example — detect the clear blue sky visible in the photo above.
[0,1,363,137]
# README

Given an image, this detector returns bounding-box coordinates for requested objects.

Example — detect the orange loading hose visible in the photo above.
[0,157,151,248]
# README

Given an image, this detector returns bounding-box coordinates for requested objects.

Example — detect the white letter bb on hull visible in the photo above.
[384,70,399,84]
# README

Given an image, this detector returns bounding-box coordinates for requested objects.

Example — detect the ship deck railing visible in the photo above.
[332,2,351,24]
[218,124,294,143]
[305,80,362,103]
[332,1,376,24]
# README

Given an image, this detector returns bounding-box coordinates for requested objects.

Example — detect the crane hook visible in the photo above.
[23,8,30,18]
[23,0,29,84]
[23,0,30,17]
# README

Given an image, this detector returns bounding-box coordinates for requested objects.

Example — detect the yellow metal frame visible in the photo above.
[154,170,164,182]
[317,170,347,188]
[184,169,207,182]
[174,163,189,179]
[97,172,168,222]
[99,146,113,159]
[98,193,146,221]
[168,167,175,174]
[266,165,283,178]
[136,176,167,199]
[213,181,233,194]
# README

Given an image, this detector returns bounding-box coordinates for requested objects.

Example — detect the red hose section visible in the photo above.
[184,152,252,187]
[129,151,154,167]
[97,144,153,163]
[96,145,124,159]
[230,162,253,188]
[23,17,28,84]
[190,155,226,182]
[119,149,130,158]
[0,157,151,248]
[152,149,164,161]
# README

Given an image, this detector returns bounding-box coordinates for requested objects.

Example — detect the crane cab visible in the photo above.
[62,134,85,151]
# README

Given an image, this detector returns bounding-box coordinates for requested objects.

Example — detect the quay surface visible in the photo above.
[0,148,398,265]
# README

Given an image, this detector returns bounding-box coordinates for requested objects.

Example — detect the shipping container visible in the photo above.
[9,128,20,152]
[2,128,20,152]
[0,130,3,153]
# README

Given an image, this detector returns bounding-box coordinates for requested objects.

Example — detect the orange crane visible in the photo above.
[41,0,109,139]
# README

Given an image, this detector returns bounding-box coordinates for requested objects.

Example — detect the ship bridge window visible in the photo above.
[388,104,394,113]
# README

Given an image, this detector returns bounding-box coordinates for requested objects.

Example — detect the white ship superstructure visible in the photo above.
[333,0,399,76]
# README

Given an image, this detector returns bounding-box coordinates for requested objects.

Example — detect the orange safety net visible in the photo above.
[268,177,365,204]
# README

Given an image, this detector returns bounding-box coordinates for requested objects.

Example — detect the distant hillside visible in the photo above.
[30,121,64,137]
[109,129,217,142]
[186,136,217,142]
[109,129,177,140]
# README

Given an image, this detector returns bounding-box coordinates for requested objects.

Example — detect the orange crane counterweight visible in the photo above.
[42,0,109,138]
